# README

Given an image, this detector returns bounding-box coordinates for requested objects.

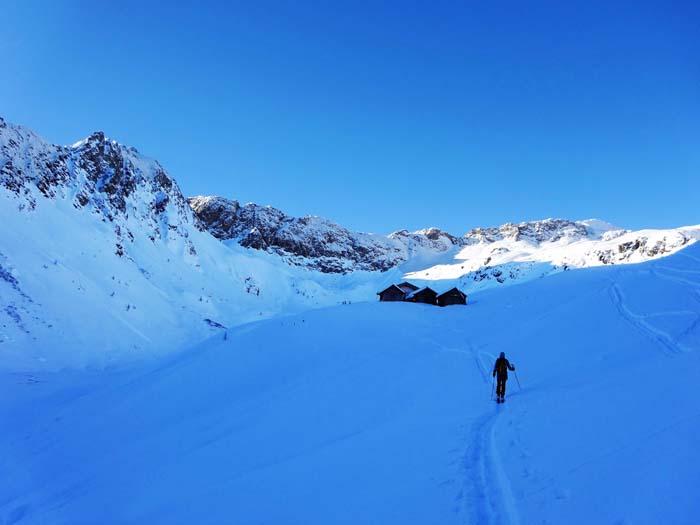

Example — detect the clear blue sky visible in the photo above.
[3,1,699,234]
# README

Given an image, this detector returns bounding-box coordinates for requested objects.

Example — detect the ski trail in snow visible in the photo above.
[608,284,687,355]
[489,414,522,525]
[652,267,700,296]
[655,265,700,276]
[423,340,491,384]
[461,411,500,525]
[455,341,520,525]
[459,409,521,525]
[468,342,492,385]
[679,251,700,265]
[429,337,520,524]
[567,409,700,476]
[648,268,700,338]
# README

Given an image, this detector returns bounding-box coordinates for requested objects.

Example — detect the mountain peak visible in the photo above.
[465,218,590,244]
[578,218,624,237]
[88,130,106,142]
[71,130,111,149]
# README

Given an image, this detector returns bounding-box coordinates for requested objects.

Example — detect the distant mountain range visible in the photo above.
[1,116,698,368]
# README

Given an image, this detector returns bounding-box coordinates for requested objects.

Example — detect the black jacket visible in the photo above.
[493,356,515,379]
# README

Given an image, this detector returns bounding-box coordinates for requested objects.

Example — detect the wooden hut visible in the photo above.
[396,282,419,294]
[377,284,407,302]
[405,286,438,305]
[437,287,467,306]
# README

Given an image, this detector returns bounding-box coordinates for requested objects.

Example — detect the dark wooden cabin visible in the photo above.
[377,284,407,302]
[396,282,419,294]
[405,286,438,305]
[437,287,467,306]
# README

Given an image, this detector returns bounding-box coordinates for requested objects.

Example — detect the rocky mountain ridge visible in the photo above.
[4,116,695,279]
[1,117,198,262]
[189,195,698,276]
[1,116,698,367]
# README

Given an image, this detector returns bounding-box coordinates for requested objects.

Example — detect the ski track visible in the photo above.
[423,340,492,385]
[468,342,492,385]
[608,283,687,355]
[679,251,700,265]
[428,337,521,524]
[452,339,521,525]
[652,267,700,299]
[459,407,521,525]
[655,265,700,276]
[567,409,700,476]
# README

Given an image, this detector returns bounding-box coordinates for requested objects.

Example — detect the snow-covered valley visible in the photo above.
[1,117,700,524]
[1,117,698,369]
[1,242,699,524]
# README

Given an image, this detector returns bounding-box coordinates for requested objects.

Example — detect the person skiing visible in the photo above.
[493,352,515,403]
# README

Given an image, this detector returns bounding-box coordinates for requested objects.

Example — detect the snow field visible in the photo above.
[1,244,699,524]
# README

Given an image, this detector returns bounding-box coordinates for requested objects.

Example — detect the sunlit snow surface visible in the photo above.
[2,117,699,370]
[1,244,699,524]
[405,222,700,284]
[0,188,401,370]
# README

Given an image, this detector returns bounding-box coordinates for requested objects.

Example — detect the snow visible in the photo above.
[3,117,700,371]
[404,223,700,290]
[577,217,621,237]
[0,185,403,370]
[1,243,699,524]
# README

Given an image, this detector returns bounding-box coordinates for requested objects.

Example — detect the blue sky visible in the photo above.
[3,1,699,234]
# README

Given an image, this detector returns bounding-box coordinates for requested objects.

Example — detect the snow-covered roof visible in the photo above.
[406,286,437,299]
[377,284,405,295]
[437,287,466,298]
[397,282,419,292]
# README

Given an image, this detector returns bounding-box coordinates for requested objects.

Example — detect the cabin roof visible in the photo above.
[437,287,466,298]
[377,284,405,295]
[397,281,419,291]
[406,286,437,299]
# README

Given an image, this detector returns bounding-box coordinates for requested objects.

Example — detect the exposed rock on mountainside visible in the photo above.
[464,219,590,244]
[0,117,197,260]
[188,196,467,273]
[1,118,394,366]
[190,194,699,280]
[188,196,407,273]
[1,116,698,367]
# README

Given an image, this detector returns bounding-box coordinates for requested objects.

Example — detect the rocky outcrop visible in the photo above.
[2,116,697,280]
[189,191,699,276]
[593,232,693,265]
[0,117,197,259]
[188,196,407,273]
[464,219,590,244]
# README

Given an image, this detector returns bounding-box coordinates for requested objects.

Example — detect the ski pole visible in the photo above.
[514,371,522,391]
[490,377,495,400]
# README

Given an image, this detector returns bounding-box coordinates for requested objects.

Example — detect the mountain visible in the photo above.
[3,242,699,524]
[0,116,698,368]
[187,196,465,273]
[188,196,407,273]
[405,218,700,291]
[0,118,386,369]
[190,195,699,289]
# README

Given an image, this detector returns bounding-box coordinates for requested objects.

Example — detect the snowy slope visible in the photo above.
[191,195,700,285]
[188,195,410,273]
[0,118,397,369]
[405,219,700,293]
[1,116,698,369]
[1,243,699,524]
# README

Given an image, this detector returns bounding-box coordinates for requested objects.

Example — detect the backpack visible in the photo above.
[495,357,509,375]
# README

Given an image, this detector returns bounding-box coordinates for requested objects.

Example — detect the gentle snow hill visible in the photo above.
[1,244,699,524]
